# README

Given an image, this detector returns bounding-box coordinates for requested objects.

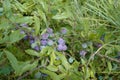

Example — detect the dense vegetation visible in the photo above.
[0,0,120,80]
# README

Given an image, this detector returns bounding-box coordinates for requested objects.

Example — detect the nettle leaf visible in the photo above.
[56,52,70,70]
[4,50,19,73]
[34,15,40,35]
[0,65,13,75]
[3,0,15,22]
[15,16,33,24]
[0,51,3,59]
[50,51,56,65]
[40,69,60,80]
[14,0,27,12]
[0,21,12,30]
[25,49,39,57]
[107,61,112,72]
[52,12,70,20]
[10,30,25,43]
[37,7,48,26]
[47,65,58,72]
[18,60,38,76]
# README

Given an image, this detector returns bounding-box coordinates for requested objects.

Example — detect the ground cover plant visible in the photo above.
[0,0,120,80]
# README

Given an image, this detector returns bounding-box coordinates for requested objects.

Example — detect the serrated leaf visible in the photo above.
[0,51,3,58]
[3,0,15,22]
[47,65,58,72]
[14,0,27,12]
[15,16,33,24]
[18,60,38,76]
[10,30,25,43]
[0,65,13,75]
[56,52,70,70]
[34,15,40,35]
[37,7,48,27]
[4,50,19,72]
[25,49,39,57]
[50,51,56,65]
[40,69,60,80]
[107,61,112,72]
[52,12,69,20]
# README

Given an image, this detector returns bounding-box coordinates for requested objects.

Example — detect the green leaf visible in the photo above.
[56,52,70,70]
[107,61,112,72]
[52,12,70,20]
[3,0,15,22]
[34,15,40,35]
[14,0,27,12]
[18,60,38,76]
[0,51,3,59]
[15,16,33,24]
[50,51,56,65]
[37,7,48,27]
[0,35,10,44]
[4,50,19,72]
[25,49,39,57]
[10,30,25,43]
[0,65,13,75]
[40,69,60,80]
[47,65,58,72]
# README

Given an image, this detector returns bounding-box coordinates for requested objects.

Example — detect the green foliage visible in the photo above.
[0,0,120,80]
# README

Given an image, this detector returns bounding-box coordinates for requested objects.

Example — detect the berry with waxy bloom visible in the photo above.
[97,43,102,48]
[29,39,35,44]
[82,43,87,48]
[61,28,67,34]
[34,46,39,51]
[23,36,28,40]
[47,28,53,34]
[20,23,28,27]
[20,30,25,34]
[62,44,67,51]
[40,39,47,46]
[58,38,65,44]
[57,44,67,51]
[41,33,49,39]
[79,50,87,56]
[47,39,54,46]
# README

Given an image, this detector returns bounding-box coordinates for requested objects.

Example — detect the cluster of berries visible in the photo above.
[20,23,68,52]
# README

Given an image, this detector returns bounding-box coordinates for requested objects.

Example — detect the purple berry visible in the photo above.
[20,30,25,34]
[61,28,67,34]
[47,39,54,46]
[34,46,39,51]
[24,36,28,40]
[97,43,102,48]
[58,38,65,44]
[41,39,47,46]
[20,23,28,27]
[62,45,67,51]
[79,50,87,56]
[30,39,35,44]
[57,44,63,51]
[41,33,49,39]
[47,28,53,34]
[29,35,34,40]
[57,44,67,51]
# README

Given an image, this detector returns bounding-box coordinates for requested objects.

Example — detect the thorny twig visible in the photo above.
[97,53,120,63]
